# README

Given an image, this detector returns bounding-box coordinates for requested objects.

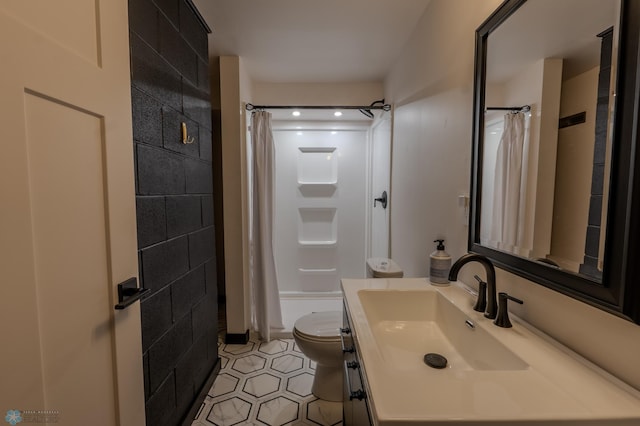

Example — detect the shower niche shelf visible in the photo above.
[298,182,337,197]
[298,181,337,186]
[298,240,338,247]
[298,147,337,185]
[298,207,337,246]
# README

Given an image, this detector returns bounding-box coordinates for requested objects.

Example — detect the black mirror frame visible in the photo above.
[470,0,640,324]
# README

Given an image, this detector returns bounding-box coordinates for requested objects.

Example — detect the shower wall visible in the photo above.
[273,129,368,295]
[369,116,392,258]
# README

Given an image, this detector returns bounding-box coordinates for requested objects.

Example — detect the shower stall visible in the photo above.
[247,104,392,336]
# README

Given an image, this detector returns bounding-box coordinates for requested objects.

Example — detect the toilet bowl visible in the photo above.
[292,310,343,401]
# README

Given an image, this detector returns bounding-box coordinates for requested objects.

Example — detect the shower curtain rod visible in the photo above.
[486,105,531,113]
[245,103,392,111]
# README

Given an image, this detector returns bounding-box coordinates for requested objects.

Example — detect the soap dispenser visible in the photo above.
[429,239,452,285]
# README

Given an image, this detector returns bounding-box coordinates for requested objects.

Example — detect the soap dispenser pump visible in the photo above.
[430,239,452,285]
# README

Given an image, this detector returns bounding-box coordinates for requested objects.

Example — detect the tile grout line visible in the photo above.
[192,336,343,426]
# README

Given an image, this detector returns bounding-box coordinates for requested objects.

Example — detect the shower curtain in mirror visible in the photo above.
[250,111,284,341]
[490,111,529,255]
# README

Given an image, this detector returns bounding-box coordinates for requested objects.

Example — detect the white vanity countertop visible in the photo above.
[341,278,640,426]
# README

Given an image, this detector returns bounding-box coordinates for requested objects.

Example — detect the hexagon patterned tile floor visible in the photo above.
[191,336,343,426]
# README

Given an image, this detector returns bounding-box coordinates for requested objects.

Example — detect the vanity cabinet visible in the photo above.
[342,302,373,426]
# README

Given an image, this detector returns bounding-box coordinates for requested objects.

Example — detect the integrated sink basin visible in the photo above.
[342,278,640,425]
[358,289,528,371]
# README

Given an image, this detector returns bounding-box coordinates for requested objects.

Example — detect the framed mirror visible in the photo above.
[470,0,640,323]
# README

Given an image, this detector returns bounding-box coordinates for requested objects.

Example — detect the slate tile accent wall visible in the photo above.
[128,0,218,424]
[580,28,612,280]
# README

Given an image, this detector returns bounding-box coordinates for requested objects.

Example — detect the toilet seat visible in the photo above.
[293,311,342,341]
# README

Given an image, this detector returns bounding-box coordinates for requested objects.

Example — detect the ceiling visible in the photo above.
[192,0,432,83]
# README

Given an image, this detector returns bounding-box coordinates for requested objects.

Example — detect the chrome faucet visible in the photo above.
[448,253,498,319]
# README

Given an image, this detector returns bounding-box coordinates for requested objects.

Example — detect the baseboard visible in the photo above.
[270,329,293,340]
[181,357,221,426]
[225,329,250,344]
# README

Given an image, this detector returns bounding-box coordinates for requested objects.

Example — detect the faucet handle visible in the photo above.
[473,275,487,313]
[494,292,524,328]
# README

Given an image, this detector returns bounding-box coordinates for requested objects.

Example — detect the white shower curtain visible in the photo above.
[490,112,529,254]
[249,111,284,341]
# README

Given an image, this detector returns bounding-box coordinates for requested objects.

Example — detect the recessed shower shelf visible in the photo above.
[298,182,337,197]
[298,240,337,247]
[298,207,337,246]
[298,182,337,186]
[298,147,337,184]
[298,268,339,292]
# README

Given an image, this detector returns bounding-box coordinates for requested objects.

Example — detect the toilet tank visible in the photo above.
[366,258,404,278]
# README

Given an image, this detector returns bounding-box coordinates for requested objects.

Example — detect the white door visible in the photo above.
[0,1,145,425]
[274,129,368,294]
[369,115,392,258]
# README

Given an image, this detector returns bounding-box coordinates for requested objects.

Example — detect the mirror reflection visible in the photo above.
[479,0,620,282]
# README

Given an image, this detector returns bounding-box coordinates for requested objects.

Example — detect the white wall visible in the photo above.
[385,0,502,105]
[219,56,253,335]
[551,67,599,270]
[391,91,471,277]
[384,0,640,391]
[386,0,502,274]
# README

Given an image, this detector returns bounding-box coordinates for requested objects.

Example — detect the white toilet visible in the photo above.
[292,310,344,401]
[293,258,403,402]
[366,257,404,278]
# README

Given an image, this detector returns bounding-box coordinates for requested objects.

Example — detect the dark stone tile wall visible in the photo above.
[580,28,612,279]
[128,0,218,424]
